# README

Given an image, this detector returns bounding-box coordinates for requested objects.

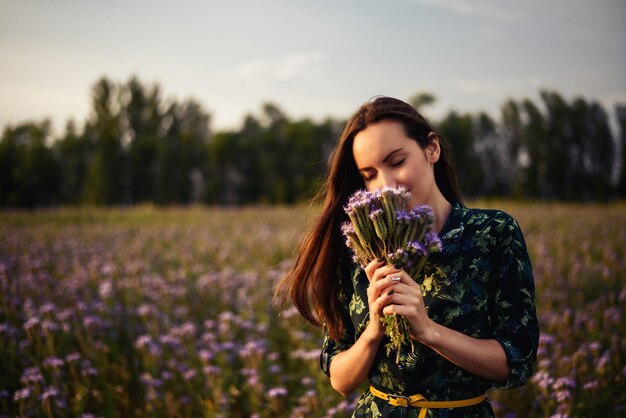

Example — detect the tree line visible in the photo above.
[1,76,625,207]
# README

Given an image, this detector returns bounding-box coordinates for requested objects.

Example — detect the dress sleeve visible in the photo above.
[320,257,357,377]
[489,214,540,389]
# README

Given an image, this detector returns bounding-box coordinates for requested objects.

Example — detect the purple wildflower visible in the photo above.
[66,352,81,363]
[43,356,65,369]
[182,369,197,381]
[20,367,44,385]
[23,316,40,331]
[267,387,288,398]
[13,388,31,401]
[583,380,599,390]
[41,386,59,400]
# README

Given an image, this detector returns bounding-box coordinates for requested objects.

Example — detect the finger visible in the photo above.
[372,264,403,282]
[364,257,386,282]
[369,275,403,299]
[371,288,397,313]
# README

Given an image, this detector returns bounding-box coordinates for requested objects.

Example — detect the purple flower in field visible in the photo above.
[268,364,282,374]
[41,320,60,333]
[300,376,315,386]
[597,351,611,370]
[43,356,65,369]
[539,333,555,346]
[13,387,31,401]
[140,373,163,388]
[245,370,260,386]
[65,352,81,363]
[604,307,621,323]
[553,377,576,390]
[80,360,98,377]
[39,303,57,315]
[0,323,20,338]
[100,263,114,276]
[267,387,288,398]
[134,335,153,349]
[172,322,196,339]
[198,349,213,362]
[532,371,554,390]
[588,341,601,352]
[217,341,236,351]
[20,367,44,385]
[203,365,221,376]
[98,280,113,299]
[291,348,321,361]
[57,308,74,323]
[555,389,571,403]
[41,386,59,400]
[239,339,267,357]
[83,315,105,330]
[182,369,197,381]
[159,334,182,348]
[23,316,40,331]
[200,332,216,346]
[583,379,599,390]
[136,303,156,318]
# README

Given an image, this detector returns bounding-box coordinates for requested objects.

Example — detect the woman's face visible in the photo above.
[352,119,440,209]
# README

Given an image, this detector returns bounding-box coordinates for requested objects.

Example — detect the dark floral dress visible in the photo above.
[320,202,539,417]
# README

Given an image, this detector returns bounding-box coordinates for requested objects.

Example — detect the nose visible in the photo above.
[378,170,397,189]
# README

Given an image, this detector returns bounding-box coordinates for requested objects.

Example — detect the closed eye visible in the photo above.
[362,172,377,182]
[390,158,405,167]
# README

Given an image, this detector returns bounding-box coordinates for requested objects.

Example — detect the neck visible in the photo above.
[429,190,452,234]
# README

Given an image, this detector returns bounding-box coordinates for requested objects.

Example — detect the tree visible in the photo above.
[53,120,94,204]
[156,99,211,204]
[0,120,59,207]
[408,92,436,112]
[438,111,483,197]
[124,76,164,203]
[82,77,124,205]
[473,112,510,196]
[616,104,626,197]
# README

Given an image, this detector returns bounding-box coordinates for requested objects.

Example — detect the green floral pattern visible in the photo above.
[320,203,539,417]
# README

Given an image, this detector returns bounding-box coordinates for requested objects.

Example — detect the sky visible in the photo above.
[1,0,625,135]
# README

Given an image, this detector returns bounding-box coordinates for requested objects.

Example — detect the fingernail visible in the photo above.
[391,276,401,282]
[377,256,385,262]
[387,289,394,296]
[394,264,402,270]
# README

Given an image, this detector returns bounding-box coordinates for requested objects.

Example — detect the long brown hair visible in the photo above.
[275,96,461,340]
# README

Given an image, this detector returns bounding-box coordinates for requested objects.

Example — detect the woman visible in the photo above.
[277,97,539,417]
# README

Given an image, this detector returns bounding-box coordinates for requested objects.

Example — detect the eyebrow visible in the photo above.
[358,148,404,173]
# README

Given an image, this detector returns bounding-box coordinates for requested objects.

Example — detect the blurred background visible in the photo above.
[1,0,625,206]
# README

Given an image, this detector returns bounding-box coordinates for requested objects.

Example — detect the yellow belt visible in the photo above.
[370,385,486,418]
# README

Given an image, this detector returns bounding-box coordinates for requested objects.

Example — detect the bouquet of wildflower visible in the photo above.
[341,186,442,364]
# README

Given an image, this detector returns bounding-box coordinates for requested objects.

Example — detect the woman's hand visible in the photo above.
[379,268,436,344]
[363,259,404,339]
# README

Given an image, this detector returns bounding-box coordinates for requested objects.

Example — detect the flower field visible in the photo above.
[1,202,625,417]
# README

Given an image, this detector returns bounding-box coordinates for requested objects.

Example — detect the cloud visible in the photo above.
[413,0,523,23]
[234,52,327,86]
